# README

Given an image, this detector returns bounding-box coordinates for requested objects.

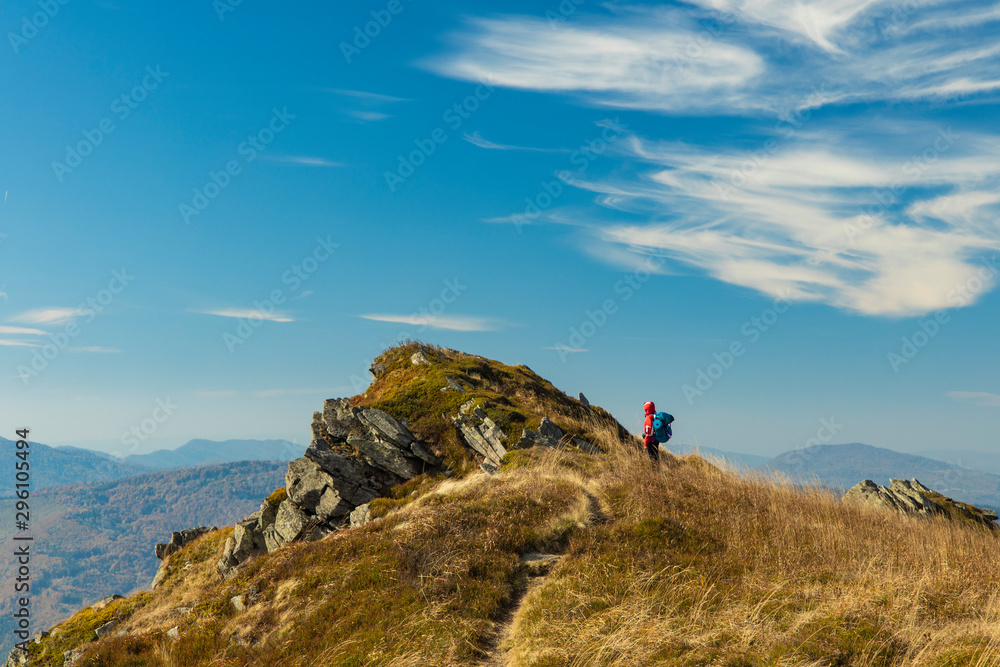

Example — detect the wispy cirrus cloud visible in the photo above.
[949,391,1000,407]
[0,325,46,335]
[464,131,568,153]
[432,2,1000,317]
[359,313,509,332]
[192,308,295,323]
[262,155,343,167]
[0,339,41,347]
[430,2,1000,113]
[67,346,121,353]
[12,307,87,325]
[327,88,408,123]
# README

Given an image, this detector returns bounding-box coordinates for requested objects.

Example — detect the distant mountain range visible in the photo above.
[122,438,305,469]
[0,460,288,659]
[0,438,151,496]
[759,443,1000,511]
[0,437,305,496]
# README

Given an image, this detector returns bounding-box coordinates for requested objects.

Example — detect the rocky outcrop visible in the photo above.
[152,527,215,588]
[844,478,999,527]
[154,526,214,560]
[516,417,564,450]
[453,400,508,471]
[218,399,443,575]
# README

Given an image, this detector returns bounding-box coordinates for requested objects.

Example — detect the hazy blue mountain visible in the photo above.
[664,443,770,469]
[0,460,288,660]
[759,443,1000,511]
[0,437,151,496]
[123,438,305,469]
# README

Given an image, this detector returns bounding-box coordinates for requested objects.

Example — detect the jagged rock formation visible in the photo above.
[151,527,215,589]
[453,399,509,472]
[217,400,445,575]
[844,478,999,527]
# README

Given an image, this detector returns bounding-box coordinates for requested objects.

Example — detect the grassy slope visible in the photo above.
[25,344,1000,667]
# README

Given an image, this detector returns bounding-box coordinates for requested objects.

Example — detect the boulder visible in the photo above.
[91,594,123,612]
[154,526,214,560]
[349,437,422,480]
[166,626,180,640]
[357,408,415,449]
[231,595,246,612]
[453,405,507,469]
[350,503,373,528]
[444,376,465,392]
[578,392,590,408]
[369,361,387,378]
[844,478,999,527]
[274,501,310,542]
[94,620,117,639]
[411,350,431,365]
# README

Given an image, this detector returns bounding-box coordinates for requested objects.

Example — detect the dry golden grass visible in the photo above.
[505,429,1000,667]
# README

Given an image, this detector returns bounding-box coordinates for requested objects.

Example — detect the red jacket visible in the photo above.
[643,401,656,447]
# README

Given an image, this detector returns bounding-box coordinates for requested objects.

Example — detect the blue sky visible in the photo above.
[1,0,998,460]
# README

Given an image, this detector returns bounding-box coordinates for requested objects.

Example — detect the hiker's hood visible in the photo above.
[644,401,655,415]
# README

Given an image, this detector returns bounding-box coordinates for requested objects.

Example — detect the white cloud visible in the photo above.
[949,391,1000,407]
[359,314,507,332]
[431,2,1000,114]
[193,308,295,323]
[0,339,40,347]
[0,325,46,335]
[572,124,1000,316]
[464,131,568,153]
[263,155,343,167]
[12,307,86,325]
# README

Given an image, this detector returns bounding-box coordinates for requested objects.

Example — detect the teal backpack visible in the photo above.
[652,412,674,443]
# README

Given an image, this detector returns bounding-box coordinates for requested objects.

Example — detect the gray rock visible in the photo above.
[63,649,85,666]
[453,407,507,468]
[349,437,422,480]
[321,399,367,442]
[166,626,180,640]
[844,478,999,527]
[154,526,213,560]
[411,350,431,365]
[302,443,384,508]
[350,503,373,528]
[408,439,441,466]
[480,461,499,475]
[258,499,279,531]
[444,376,465,392]
[92,594,123,612]
[516,429,560,450]
[216,537,237,576]
[33,631,48,643]
[262,525,284,553]
[94,620,117,639]
[274,500,309,542]
[231,518,266,564]
[357,408,415,449]
[538,418,564,441]
[578,393,590,408]
[231,595,246,612]
[369,361,387,378]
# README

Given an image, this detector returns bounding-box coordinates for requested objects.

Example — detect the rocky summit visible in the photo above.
[843,478,999,527]
[16,343,1000,667]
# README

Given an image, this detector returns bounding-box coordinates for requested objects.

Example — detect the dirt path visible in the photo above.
[480,492,608,665]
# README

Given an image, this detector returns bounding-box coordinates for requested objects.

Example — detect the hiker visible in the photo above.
[642,401,674,463]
